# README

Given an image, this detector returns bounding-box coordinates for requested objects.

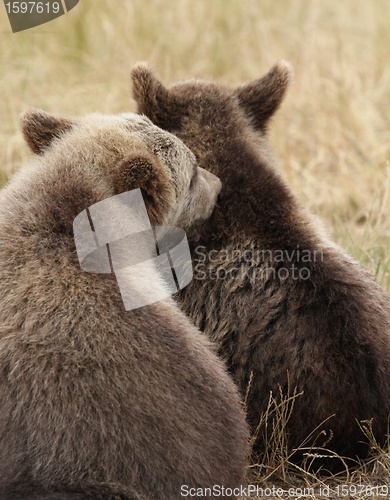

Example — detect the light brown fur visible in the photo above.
[131,62,390,471]
[0,110,248,498]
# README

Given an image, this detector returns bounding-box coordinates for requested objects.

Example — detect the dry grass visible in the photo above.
[1,0,390,497]
[244,388,390,499]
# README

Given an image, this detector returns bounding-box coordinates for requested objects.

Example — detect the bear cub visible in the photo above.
[0,110,248,498]
[132,62,390,471]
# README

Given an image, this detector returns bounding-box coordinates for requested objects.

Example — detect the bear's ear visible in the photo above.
[114,153,172,224]
[235,61,293,132]
[131,62,183,130]
[131,63,169,124]
[20,109,73,155]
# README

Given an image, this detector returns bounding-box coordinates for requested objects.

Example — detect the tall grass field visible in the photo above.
[1,0,390,497]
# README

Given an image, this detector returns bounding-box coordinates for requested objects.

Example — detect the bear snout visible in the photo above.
[199,167,222,198]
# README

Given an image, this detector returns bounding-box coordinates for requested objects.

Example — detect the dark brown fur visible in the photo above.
[131,62,390,470]
[0,110,248,498]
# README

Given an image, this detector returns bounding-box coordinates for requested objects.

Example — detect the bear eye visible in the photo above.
[189,167,198,189]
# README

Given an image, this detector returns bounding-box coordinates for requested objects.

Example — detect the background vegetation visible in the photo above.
[1,0,390,497]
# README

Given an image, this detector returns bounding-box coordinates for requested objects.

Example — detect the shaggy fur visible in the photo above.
[0,110,249,498]
[131,62,390,470]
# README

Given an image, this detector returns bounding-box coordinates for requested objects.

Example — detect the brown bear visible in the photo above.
[0,110,249,498]
[131,62,390,470]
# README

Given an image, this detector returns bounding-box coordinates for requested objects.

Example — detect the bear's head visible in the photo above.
[130,63,295,244]
[130,62,292,179]
[20,109,221,231]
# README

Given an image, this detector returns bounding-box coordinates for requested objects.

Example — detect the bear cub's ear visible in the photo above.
[235,60,293,131]
[131,62,169,117]
[131,62,184,131]
[20,109,73,155]
[114,153,171,225]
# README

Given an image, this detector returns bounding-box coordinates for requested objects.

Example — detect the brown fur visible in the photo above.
[20,110,73,155]
[0,110,248,498]
[131,62,390,470]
